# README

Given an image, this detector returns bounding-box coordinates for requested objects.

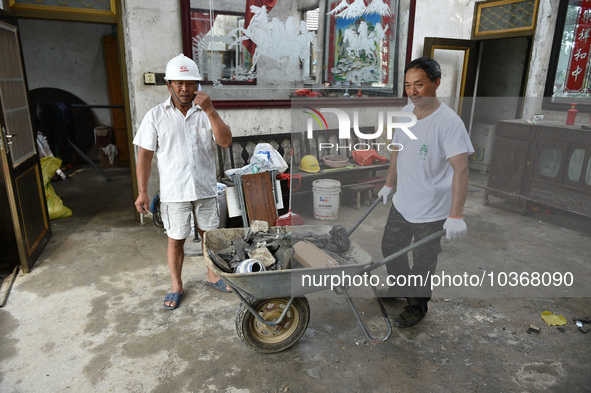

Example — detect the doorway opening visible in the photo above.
[470,36,531,173]
[424,33,532,174]
[0,11,132,296]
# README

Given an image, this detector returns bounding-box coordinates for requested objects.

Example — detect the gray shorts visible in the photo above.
[161,198,219,240]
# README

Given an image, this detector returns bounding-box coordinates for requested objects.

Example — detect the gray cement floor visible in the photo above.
[1,166,590,392]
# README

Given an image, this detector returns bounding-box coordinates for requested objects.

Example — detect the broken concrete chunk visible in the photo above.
[527,324,541,334]
[293,241,339,268]
[250,220,269,234]
[247,246,276,268]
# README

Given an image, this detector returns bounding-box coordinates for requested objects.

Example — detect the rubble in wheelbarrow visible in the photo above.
[209,221,356,273]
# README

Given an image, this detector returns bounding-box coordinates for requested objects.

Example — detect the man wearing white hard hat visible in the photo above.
[133,54,232,310]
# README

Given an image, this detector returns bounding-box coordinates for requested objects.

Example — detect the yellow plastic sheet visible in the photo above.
[40,157,72,220]
[541,311,567,326]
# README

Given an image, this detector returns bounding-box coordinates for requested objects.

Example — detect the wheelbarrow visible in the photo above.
[203,198,444,353]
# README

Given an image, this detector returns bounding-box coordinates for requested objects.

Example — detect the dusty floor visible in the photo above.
[1,166,590,392]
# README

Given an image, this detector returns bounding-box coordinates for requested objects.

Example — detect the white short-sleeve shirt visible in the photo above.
[133,97,217,203]
[392,102,474,223]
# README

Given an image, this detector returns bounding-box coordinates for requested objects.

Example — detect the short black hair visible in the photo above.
[404,57,441,81]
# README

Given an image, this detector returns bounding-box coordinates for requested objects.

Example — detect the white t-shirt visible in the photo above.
[392,102,474,223]
[133,97,217,203]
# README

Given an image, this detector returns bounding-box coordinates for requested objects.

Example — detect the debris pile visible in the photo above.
[527,311,591,334]
[207,222,354,274]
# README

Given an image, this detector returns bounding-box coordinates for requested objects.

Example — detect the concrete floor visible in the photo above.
[1,166,590,392]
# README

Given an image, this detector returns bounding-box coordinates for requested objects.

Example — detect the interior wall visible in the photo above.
[18,18,114,126]
[411,0,474,59]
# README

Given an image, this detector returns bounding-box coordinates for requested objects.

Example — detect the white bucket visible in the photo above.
[312,179,341,220]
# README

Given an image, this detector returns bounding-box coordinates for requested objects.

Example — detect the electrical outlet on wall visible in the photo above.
[144,73,156,85]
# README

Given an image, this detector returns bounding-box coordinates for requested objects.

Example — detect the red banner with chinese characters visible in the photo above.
[565,1,591,93]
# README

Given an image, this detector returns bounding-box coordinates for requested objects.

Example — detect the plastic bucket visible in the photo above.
[312,179,341,220]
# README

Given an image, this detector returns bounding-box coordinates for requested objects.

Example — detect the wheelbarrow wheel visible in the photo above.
[236,297,310,354]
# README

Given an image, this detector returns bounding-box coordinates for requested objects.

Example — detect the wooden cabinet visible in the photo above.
[485,120,591,218]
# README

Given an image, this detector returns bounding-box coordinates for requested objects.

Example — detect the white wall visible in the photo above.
[19,19,114,126]
[411,0,474,59]
[121,0,183,136]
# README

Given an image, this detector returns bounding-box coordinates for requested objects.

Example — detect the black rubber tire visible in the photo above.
[235,297,310,354]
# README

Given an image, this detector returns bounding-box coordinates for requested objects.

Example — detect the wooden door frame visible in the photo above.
[0,18,51,272]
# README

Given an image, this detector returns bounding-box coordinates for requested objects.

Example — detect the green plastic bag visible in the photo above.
[40,156,72,220]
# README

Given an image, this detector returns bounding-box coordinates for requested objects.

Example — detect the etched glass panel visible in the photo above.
[538,145,562,178]
[568,148,585,181]
[184,0,400,99]
[478,0,536,33]
[191,7,317,84]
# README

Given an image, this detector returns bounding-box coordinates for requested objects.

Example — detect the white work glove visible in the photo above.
[443,217,467,240]
[378,185,393,205]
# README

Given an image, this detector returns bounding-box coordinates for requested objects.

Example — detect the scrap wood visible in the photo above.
[293,241,339,268]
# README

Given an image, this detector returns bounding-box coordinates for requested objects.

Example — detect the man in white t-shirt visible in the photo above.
[133,54,232,310]
[377,57,474,327]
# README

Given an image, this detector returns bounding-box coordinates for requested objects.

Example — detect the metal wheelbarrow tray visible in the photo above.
[204,207,444,354]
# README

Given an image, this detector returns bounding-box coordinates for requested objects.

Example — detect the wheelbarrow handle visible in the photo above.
[347,197,382,237]
[363,230,446,273]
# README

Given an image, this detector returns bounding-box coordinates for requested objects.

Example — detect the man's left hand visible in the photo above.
[443,217,467,239]
[194,91,213,112]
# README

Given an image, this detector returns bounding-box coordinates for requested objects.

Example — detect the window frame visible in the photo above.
[180,0,409,109]
[322,0,400,95]
[543,0,591,112]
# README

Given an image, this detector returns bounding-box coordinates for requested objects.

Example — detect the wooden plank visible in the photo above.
[242,172,277,226]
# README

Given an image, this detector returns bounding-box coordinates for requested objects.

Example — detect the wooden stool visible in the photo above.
[350,184,374,210]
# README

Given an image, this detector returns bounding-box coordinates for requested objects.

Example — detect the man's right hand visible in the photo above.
[135,193,150,214]
[377,185,393,205]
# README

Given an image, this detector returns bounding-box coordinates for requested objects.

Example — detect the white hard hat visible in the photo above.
[164,54,201,81]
